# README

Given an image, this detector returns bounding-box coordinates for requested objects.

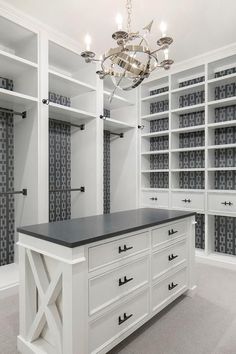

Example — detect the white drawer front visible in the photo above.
[152,267,187,312]
[89,257,149,315]
[152,220,187,248]
[141,191,169,208]
[208,193,236,214]
[152,240,187,280]
[171,191,204,212]
[89,232,149,271]
[89,290,149,354]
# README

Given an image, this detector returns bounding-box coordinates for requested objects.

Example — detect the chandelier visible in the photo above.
[81,0,174,96]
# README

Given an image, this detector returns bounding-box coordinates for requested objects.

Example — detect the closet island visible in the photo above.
[17,208,196,354]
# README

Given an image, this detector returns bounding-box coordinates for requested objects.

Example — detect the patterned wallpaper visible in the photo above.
[150,136,169,151]
[103,130,110,214]
[150,86,169,96]
[150,100,169,114]
[179,111,205,128]
[195,214,205,249]
[0,109,14,266]
[150,118,168,132]
[150,154,169,170]
[179,91,205,108]
[215,127,236,145]
[215,148,236,168]
[215,67,236,78]
[215,105,236,122]
[179,151,205,169]
[215,216,236,255]
[179,131,205,148]
[179,76,204,88]
[179,171,205,189]
[49,119,71,222]
[215,84,236,100]
[150,172,169,188]
[214,171,236,190]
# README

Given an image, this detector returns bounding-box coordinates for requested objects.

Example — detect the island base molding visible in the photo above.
[18,215,196,354]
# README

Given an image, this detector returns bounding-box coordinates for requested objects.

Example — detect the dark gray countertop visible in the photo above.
[17,208,195,248]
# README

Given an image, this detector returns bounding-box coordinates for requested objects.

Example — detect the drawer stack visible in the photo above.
[87,219,190,353]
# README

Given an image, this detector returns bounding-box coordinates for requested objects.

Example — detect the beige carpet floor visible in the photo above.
[1,263,236,354]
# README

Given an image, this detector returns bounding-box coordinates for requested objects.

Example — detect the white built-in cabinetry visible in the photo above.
[139,48,236,268]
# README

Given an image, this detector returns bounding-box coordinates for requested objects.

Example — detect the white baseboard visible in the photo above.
[196,253,236,271]
[0,263,19,299]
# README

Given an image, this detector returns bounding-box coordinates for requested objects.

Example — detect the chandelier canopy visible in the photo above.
[81,0,174,96]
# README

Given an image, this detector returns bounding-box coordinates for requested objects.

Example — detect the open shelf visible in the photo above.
[141,91,169,103]
[208,143,236,150]
[141,150,169,155]
[49,70,96,97]
[208,96,236,108]
[208,72,236,85]
[49,102,96,124]
[141,169,168,173]
[103,90,134,109]
[141,130,169,138]
[208,120,236,129]
[172,168,205,172]
[172,125,205,134]
[0,88,37,110]
[172,82,205,94]
[141,111,169,121]
[171,103,205,115]
[103,118,135,133]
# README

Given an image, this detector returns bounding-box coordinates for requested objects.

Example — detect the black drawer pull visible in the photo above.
[118,245,133,253]
[168,229,178,236]
[118,312,133,325]
[119,276,134,286]
[168,282,178,291]
[168,254,179,261]
[221,201,233,206]
[181,199,191,203]
[150,197,158,201]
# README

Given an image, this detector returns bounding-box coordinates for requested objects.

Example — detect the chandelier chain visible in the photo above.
[126,0,132,33]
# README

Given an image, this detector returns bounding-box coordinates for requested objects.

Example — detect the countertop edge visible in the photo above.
[17,212,196,248]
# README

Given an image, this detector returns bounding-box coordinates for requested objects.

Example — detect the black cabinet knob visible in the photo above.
[42,98,49,105]
[168,254,179,261]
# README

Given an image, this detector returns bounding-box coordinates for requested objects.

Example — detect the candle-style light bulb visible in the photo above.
[160,21,167,37]
[84,34,91,51]
[116,13,123,30]
[164,48,169,60]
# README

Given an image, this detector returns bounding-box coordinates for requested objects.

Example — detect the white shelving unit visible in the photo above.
[139,48,236,269]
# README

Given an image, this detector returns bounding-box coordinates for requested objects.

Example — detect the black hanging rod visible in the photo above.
[110,132,124,138]
[0,189,27,196]
[50,118,85,130]
[0,107,26,119]
[49,186,85,193]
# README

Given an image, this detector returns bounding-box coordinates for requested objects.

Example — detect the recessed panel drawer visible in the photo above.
[208,192,236,214]
[171,191,205,212]
[152,220,187,248]
[141,190,169,208]
[88,232,149,271]
[152,240,187,280]
[89,257,149,315]
[152,267,187,313]
[89,290,149,354]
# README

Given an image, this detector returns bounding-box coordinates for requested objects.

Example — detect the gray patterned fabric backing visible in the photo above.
[215,148,236,167]
[214,171,236,190]
[150,118,168,132]
[179,91,205,108]
[215,127,236,145]
[215,216,236,255]
[215,105,236,122]
[195,214,205,249]
[0,109,14,266]
[179,76,204,87]
[103,130,110,214]
[49,119,71,222]
[150,136,169,151]
[215,67,236,78]
[150,100,169,114]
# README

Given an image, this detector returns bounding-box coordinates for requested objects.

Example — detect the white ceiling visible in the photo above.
[6,0,236,63]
